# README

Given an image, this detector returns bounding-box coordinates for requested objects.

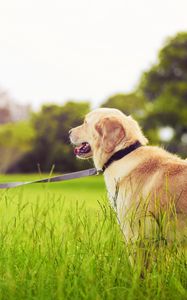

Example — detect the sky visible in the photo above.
[0,0,187,110]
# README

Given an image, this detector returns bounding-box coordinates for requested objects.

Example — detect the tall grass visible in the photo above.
[0,180,186,300]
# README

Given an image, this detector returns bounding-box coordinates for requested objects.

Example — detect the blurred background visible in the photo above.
[0,0,187,173]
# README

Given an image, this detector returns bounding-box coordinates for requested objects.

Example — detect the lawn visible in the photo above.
[0,174,187,300]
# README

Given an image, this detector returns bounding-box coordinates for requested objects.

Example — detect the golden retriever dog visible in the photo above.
[69,108,187,242]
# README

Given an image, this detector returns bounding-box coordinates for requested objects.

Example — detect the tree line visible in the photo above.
[3,32,187,173]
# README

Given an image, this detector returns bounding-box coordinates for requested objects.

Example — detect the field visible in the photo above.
[0,174,187,300]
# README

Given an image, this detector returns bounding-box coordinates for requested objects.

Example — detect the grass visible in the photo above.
[0,174,187,300]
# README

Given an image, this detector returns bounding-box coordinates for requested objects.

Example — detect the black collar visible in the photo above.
[102,141,142,172]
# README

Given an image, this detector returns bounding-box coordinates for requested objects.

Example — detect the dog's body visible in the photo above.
[70,108,187,242]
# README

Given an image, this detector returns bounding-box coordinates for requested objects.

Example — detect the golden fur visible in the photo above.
[70,108,187,242]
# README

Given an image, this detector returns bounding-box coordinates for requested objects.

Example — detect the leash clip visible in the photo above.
[96,169,103,175]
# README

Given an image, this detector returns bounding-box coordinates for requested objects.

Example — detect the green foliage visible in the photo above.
[9,101,91,173]
[0,121,35,149]
[0,121,35,173]
[140,32,187,101]
[138,32,187,154]
[101,93,146,118]
[0,177,186,300]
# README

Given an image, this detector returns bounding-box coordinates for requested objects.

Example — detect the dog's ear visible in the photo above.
[95,117,125,153]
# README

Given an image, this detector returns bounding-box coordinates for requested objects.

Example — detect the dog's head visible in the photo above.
[69,108,148,169]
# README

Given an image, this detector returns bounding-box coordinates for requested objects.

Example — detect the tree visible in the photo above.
[9,101,91,173]
[140,32,187,101]
[138,32,187,156]
[101,93,146,119]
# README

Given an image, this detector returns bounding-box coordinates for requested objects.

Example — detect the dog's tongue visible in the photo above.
[74,142,91,155]
[74,145,82,155]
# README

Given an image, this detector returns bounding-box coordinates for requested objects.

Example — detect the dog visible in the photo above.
[70,108,187,242]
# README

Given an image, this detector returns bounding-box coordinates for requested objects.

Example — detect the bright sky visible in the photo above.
[0,0,187,110]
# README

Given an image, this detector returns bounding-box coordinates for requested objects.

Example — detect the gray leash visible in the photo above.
[0,168,99,189]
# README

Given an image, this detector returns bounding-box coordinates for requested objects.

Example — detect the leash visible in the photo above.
[0,168,98,189]
[0,141,142,189]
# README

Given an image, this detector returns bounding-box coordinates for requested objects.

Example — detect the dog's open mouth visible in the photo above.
[74,142,92,157]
